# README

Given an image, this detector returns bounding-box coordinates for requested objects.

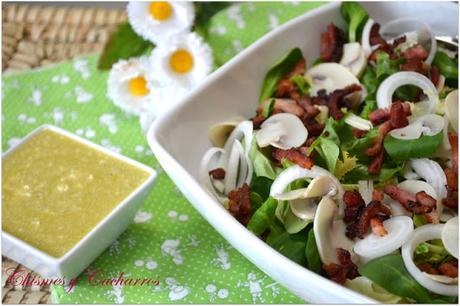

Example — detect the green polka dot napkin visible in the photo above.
[2,2,325,303]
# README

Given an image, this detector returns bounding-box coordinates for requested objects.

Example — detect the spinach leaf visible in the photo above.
[248,138,279,180]
[266,230,308,266]
[360,99,377,119]
[98,22,153,70]
[343,163,402,183]
[375,51,402,80]
[250,192,263,210]
[383,132,444,161]
[340,2,369,43]
[262,98,275,117]
[433,51,458,81]
[307,117,342,173]
[259,48,304,101]
[361,66,379,98]
[247,197,278,235]
[306,228,322,273]
[250,176,273,202]
[359,254,455,303]
[290,75,311,95]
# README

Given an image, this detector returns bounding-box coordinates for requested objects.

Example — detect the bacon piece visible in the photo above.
[370,218,388,236]
[389,101,409,128]
[368,108,389,125]
[372,189,385,201]
[368,149,384,175]
[415,191,437,210]
[417,263,439,275]
[430,65,441,87]
[439,260,458,278]
[352,129,368,138]
[209,168,225,180]
[365,121,391,157]
[384,185,436,214]
[343,191,366,223]
[251,111,266,129]
[321,23,345,63]
[369,23,385,46]
[276,60,306,101]
[442,198,458,210]
[323,249,359,284]
[355,201,391,238]
[449,133,458,175]
[403,45,429,61]
[272,147,314,169]
[311,84,362,120]
[272,99,305,117]
[228,183,252,225]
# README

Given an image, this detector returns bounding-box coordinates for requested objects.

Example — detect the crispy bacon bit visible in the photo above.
[403,45,429,61]
[449,133,458,175]
[228,183,252,225]
[311,84,362,120]
[272,99,305,117]
[372,189,384,201]
[321,23,345,63]
[430,65,441,87]
[323,248,359,284]
[389,101,409,128]
[370,218,388,236]
[355,201,391,238]
[442,133,458,209]
[369,23,385,46]
[423,210,440,224]
[400,45,430,75]
[384,185,436,215]
[352,129,368,138]
[251,112,266,129]
[343,191,365,223]
[365,102,411,174]
[368,149,384,175]
[276,60,306,101]
[209,168,225,180]
[415,191,437,210]
[417,262,439,275]
[439,260,458,278]
[272,147,314,169]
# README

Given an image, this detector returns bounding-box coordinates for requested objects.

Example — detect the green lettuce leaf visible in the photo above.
[259,48,304,101]
[433,51,458,83]
[346,276,404,303]
[414,240,451,265]
[266,228,308,266]
[359,254,455,304]
[289,75,311,95]
[247,197,278,235]
[340,2,369,42]
[383,132,444,161]
[305,228,322,273]
[250,176,273,202]
[343,163,402,183]
[248,138,280,180]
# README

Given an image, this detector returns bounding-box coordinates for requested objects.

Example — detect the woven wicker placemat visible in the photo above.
[2,3,126,304]
[2,3,127,72]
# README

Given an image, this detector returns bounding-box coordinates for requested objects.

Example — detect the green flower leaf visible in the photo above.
[98,22,153,70]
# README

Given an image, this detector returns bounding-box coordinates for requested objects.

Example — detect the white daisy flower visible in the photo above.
[149,32,213,88]
[107,56,156,116]
[139,85,190,133]
[127,1,195,44]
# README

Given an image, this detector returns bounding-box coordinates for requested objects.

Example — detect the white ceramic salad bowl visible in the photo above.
[147,2,458,303]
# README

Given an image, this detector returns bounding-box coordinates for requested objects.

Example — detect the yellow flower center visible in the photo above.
[149,2,173,21]
[128,76,149,96]
[169,49,194,74]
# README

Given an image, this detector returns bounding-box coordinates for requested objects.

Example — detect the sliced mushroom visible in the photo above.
[305,62,366,106]
[442,216,458,259]
[255,113,308,150]
[402,224,458,296]
[354,216,414,261]
[409,159,447,199]
[208,116,246,147]
[340,42,367,77]
[314,197,339,264]
[389,114,444,140]
[445,90,458,133]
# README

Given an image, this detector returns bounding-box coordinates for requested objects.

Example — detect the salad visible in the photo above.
[200,2,458,303]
